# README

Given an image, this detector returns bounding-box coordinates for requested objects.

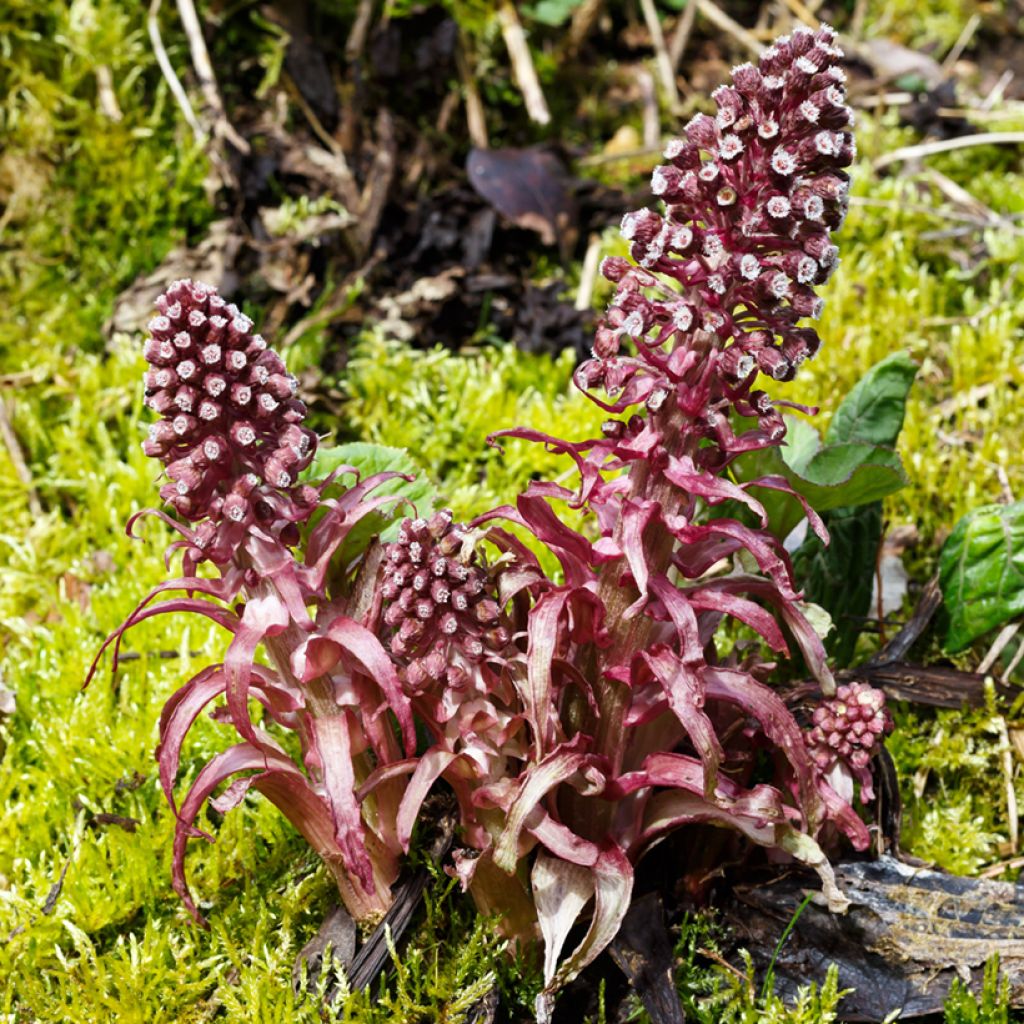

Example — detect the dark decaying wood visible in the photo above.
[293,808,456,1003]
[608,893,686,1024]
[724,857,1024,1020]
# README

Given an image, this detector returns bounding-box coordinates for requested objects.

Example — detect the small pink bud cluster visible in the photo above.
[381,512,507,691]
[140,280,318,542]
[806,681,892,795]
[588,24,852,442]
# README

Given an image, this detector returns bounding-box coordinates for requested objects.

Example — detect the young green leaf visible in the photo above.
[825,351,919,447]
[939,501,1024,653]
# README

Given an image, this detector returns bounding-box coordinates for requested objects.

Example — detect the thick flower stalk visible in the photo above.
[90,280,421,926]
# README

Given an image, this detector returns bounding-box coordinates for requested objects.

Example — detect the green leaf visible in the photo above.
[301,441,437,549]
[939,501,1024,652]
[792,503,882,665]
[825,351,918,447]
[731,423,908,539]
[790,353,917,665]
[524,0,583,26]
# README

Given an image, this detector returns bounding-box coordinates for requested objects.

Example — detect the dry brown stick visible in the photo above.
[174,0,250,154]
[695,0,764,58]
[979,622,1021,675]
[998,715,1019,853]
[567,0,604,55]
[978,854,1024,879]
[1002,637,1024,682]
[148,0,205,144]
[345,0,375,62]
[776,0,819,28]
[940,12,981,75]
[638,0,680,108]
[95,66,123,121]
[455,37,489,149]
[668,0,698,70]
[636,67,660,150]
[355,109,397,254]
[0,398,42,517]
[284,71,344,157]
[497,0,551,126]
[575,234,603,312]
[874,132,1024,170]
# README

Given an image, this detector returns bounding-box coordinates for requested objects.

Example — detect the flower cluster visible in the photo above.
[807,681,893,799]
[141,279,318,560]
[381,511,508,689]
[589,24,852,450]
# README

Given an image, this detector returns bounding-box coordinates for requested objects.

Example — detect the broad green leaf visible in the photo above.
[302,441,437,549]
[825,351,919,447]
[791,353,917,665]
[939,501,1024,652]
[792,503,882,665]
[732,425,907,539]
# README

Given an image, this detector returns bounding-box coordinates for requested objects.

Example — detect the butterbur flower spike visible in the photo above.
[91,280,427,928]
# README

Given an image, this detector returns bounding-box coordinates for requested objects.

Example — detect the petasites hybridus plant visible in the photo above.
[92,23,892,1019]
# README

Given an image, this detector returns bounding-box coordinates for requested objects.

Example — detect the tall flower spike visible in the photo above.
[141,279,318,561]
[589,23,853,431]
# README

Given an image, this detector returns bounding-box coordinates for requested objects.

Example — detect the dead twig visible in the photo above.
[284,71,344,158]
[981,69,1014,111]
[567,0,605,56]
[940,12,981,75]
[979,622,1021,676]
[0,398,42,517]
[978,854,1024,879]
[668,0,698,70]
[575,234,603,312]
[148,0,205,145]
[497,0,551,126]
[776,0,819,28]
[636,67,660,150]
[456,36,489,150]
[95,65,123,121]
[355,109,397,255]
[345,0,375,62]
[874,132,1024,170]
[638,0,679,108]
[694,0,764,59]
[174,0,250,154]
[922,167,1008,227]
[997,715,1019,853]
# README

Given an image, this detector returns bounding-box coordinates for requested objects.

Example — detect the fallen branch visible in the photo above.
[497,0,551,126]
[874,131,1024,170]
[174,0,250,154]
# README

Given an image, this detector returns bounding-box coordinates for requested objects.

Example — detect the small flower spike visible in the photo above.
[807,681,894,800]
